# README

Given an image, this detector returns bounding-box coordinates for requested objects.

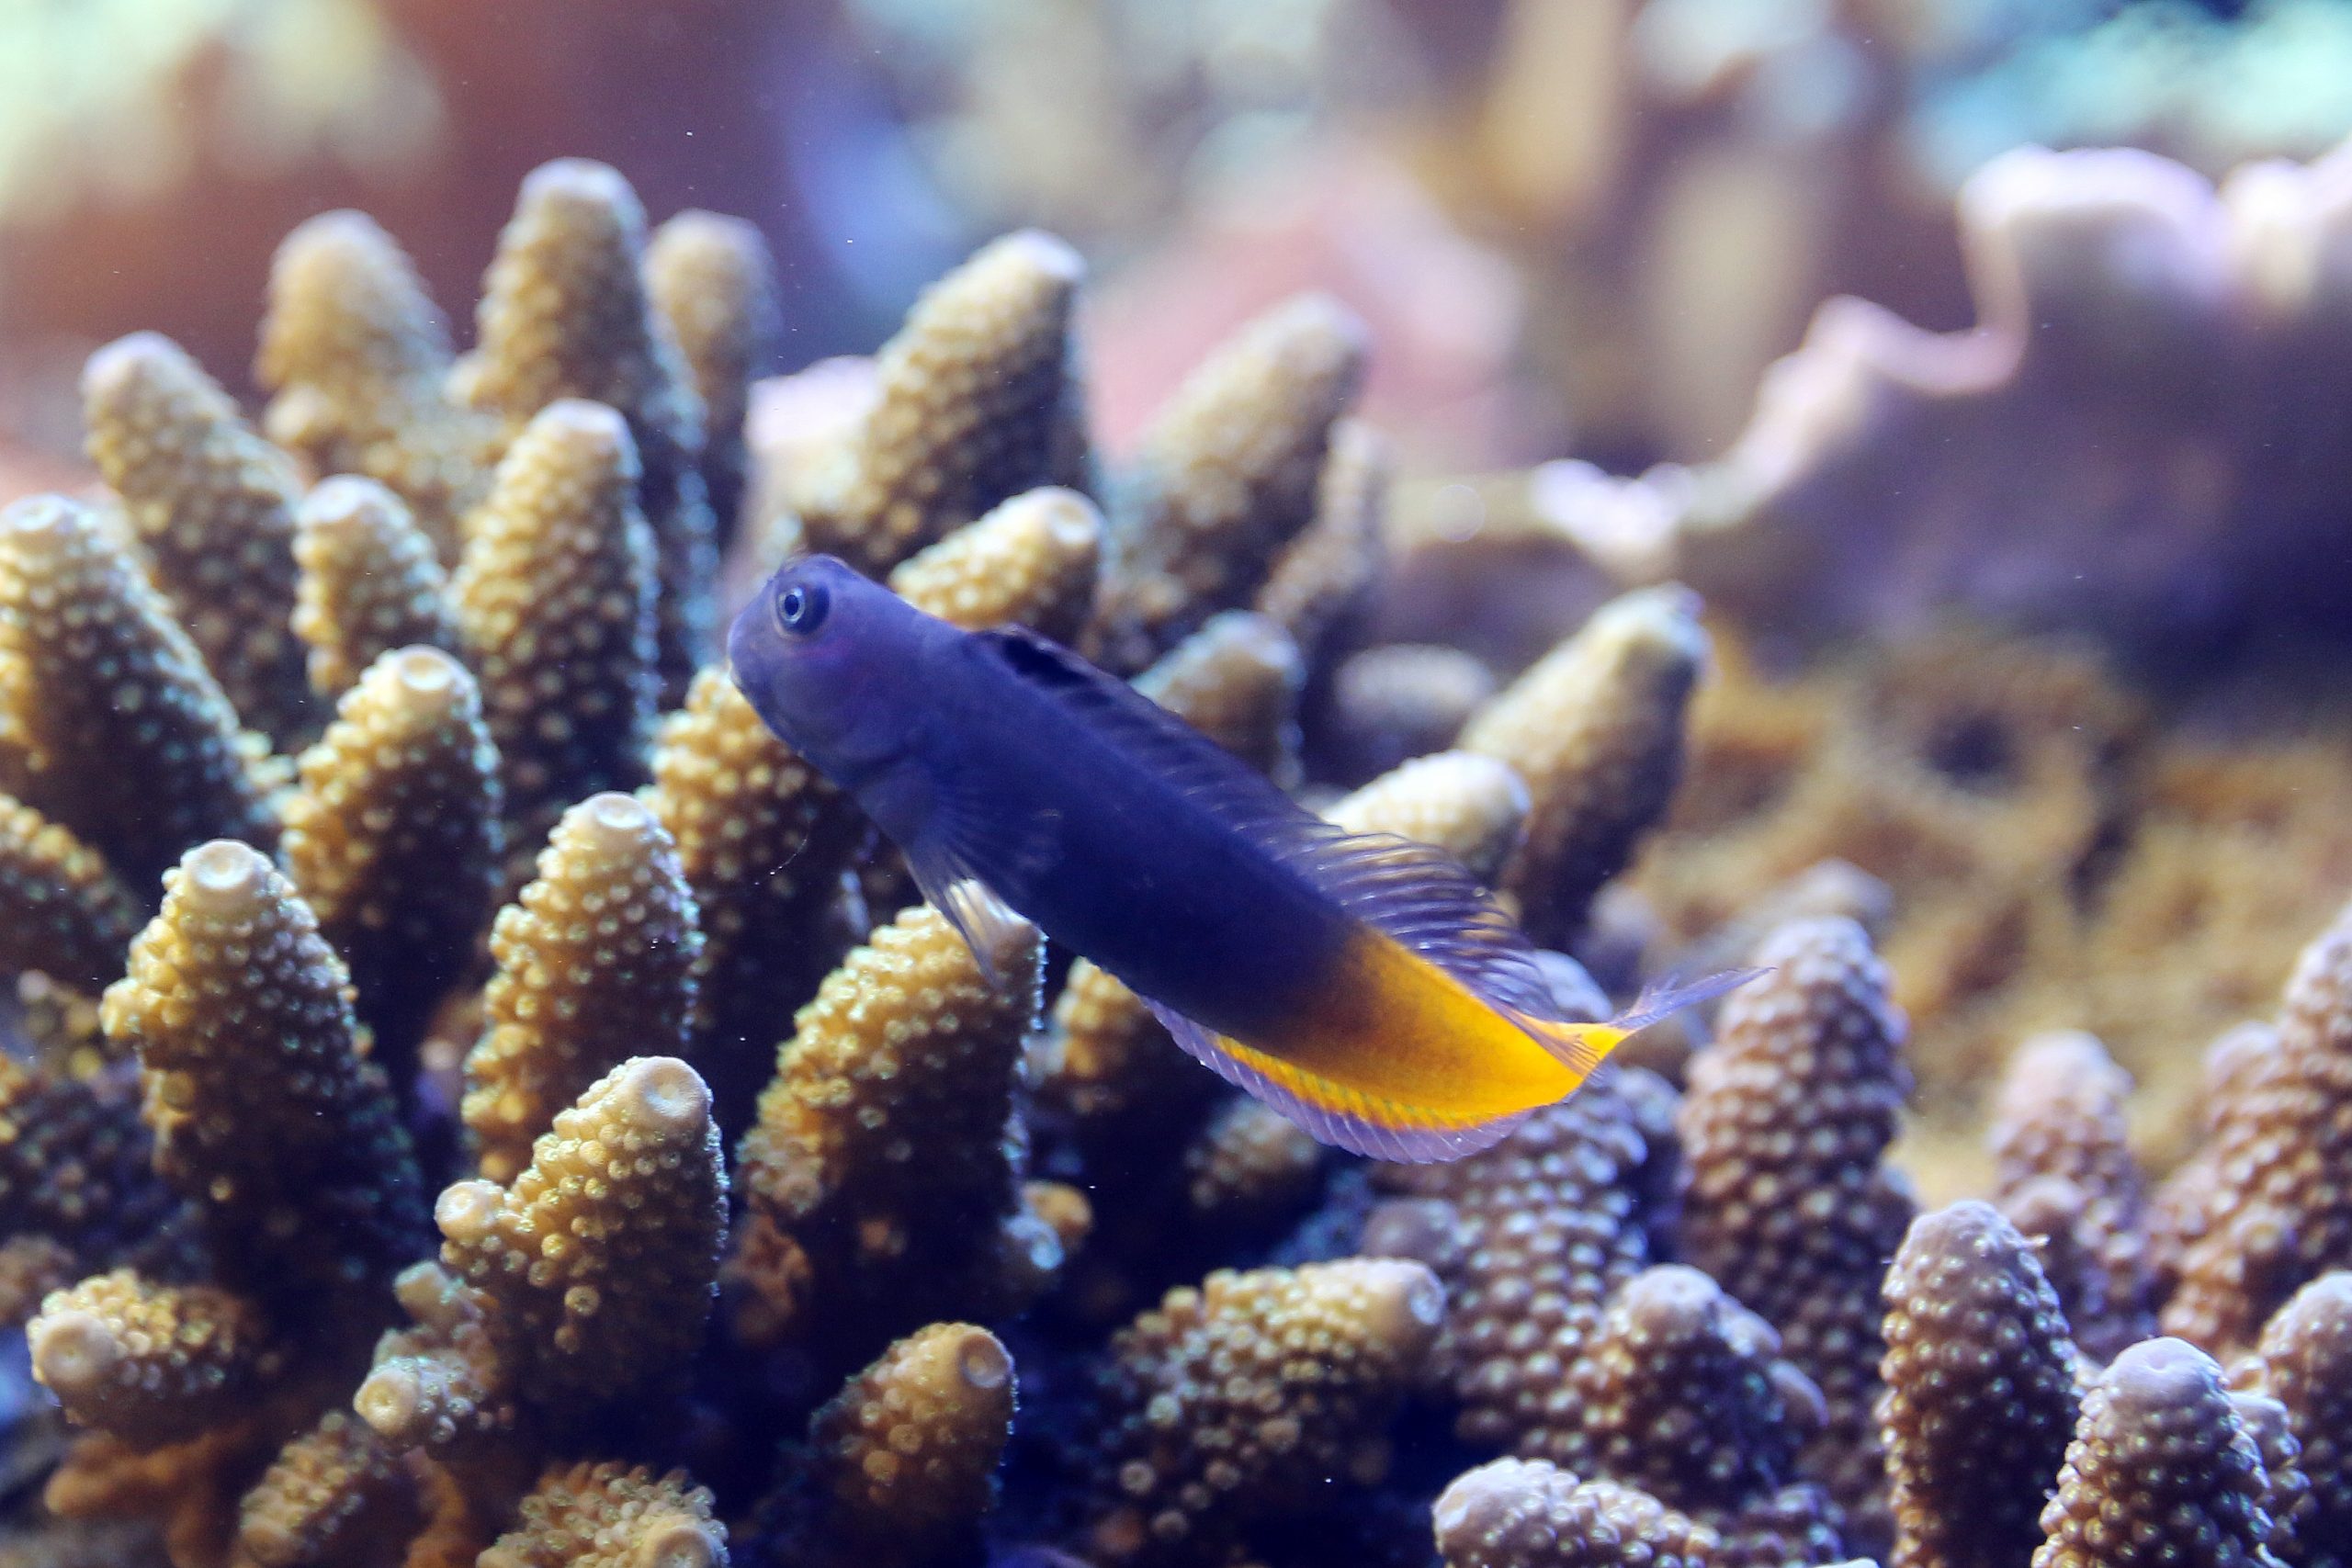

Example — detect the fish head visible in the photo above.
[729,554,928,771]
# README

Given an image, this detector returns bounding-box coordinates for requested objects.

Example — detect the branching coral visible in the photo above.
[289,477,459,701]
[1987,1032,2155,1361]
[29,1271,273,1450]
[754,1322,1015,1568]
[81,333,317,749]
[232,1410,422,1568]
[647,211,782,549]
[1458,585,1706,947]
[1880,1202,2081,1568]
[459,792,699,1185]
[451,398,658,830]
[455,158,716,695]
[364,1055,724,1448]
[1073,1258,1443,1565]
[730,905,1062,1364]
[257,210,497,565]
[1433,1460,1720,1568]
[102,839,425,1304]
[1363,1070,1651,1461]
[884,486,1104,647]
[1676,918,1913,1547]
[481,1461,724,1568]
[1086,294,1367,677]
[2233,1272,2352,1567]
[281,645,500,1089]
[0,793,147,994]
[2165,898,2352,1356]
[0,496,278,892]
[1130,611,1305,784]
[0,1055,175,1323]
[791,231,1086,579]
[2033,1337,2280,1568]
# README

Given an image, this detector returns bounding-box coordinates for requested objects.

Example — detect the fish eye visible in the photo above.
[775,578,831,637]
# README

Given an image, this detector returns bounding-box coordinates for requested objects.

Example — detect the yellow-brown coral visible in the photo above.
[289,476,459,700]
[794,231,1086,578]
[81,333,318,748]
[0,495,278,891]
[451,398,658,828]
[460,791,700,1184]
[281,645,500,1086]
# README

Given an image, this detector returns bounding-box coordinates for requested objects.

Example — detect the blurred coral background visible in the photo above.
[10,0,2352,498]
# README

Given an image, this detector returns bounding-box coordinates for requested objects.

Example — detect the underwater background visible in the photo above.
[3,1,2352,1565]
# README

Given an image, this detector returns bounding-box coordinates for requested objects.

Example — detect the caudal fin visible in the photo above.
[1517,966,1770,1080]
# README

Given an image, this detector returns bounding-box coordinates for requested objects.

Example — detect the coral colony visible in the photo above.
[0,142,2350,1568]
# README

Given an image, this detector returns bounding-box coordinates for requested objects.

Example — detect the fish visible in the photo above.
[727,555,1758,1162]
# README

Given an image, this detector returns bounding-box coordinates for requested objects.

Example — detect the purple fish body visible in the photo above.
[728,556,1756,1161]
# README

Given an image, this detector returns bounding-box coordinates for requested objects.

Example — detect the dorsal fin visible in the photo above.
[977,625,1571,1029]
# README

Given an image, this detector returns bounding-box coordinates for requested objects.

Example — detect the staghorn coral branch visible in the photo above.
[480,1462,724,1568]
[1565,1265,1827,1533]
[456,159,715,695]
[2165,898,2352,1356]
[2236,1272,2352,1568]
[645,667,866,1132]
[1329,643,1500,784]
[1434,1460,1722,1568]
[29,1271,273,1449]
[435,1056,725,1419]
[1086,295,1366,676]
[452,399,659,831]
[756,1322,1016,1568]
[0,496,278,892]
[1458,584,1708,948]
[0,793,147,994]
[230,1410,422,1568]
[1880,1202,2082,1568]
[2033,1337,2281,1568]
[1988,1031,2156,1362]
[731,905,1061,1362]
[1131,610,1306,784]
[796,231,1086,578]
[289,477,460,701]
[459,791,699,1184]
[1363,1070,1652,1462]
[885,485,1104,645]
[81,333,319,749]
[256,210,497,565]
[1676,917,1914,1549]
[102,840,425,1303]
[1076,1258,1444,1566]
[0,1058,175,1320]
[647,209,782,553]
[1254,417,1388,675]
[283,645,501,1091]
[1324,750,1530,887]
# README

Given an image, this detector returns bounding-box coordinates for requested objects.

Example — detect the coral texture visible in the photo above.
[81,333,317,748]
[2032,1337,2279,1568]
[1075,1258,1444,1565]
[1433,1460,1720,1568]
[455,158,714,694]
[481,1462,724,1568]
[459,792,699,1184]
[288,476,459,700]
[1677,918,1914,1546]
[101,840,425,1303]
[795,231,1086,578]
[256,209,496,565]
[0,496,278,890]
[2165,899,2352,1355]
[281,645,500,1087]
[451,398,658,829]
[1880,1202,2081,1568]
[1458,586,1706,946]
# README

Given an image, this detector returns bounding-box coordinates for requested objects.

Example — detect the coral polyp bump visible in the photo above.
[3,141,2352,1568]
